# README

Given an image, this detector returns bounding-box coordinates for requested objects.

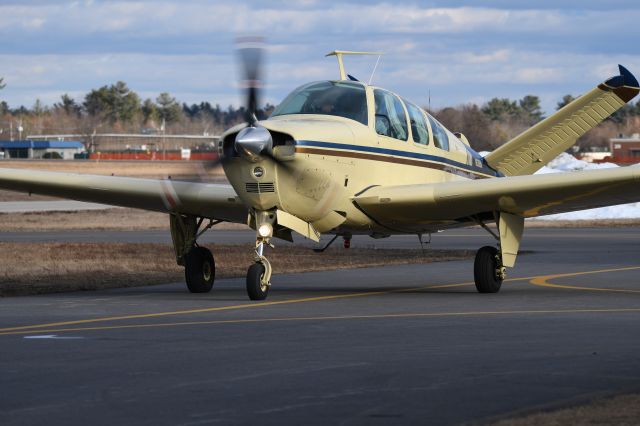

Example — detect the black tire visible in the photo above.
[474,246,503,293]
[246,262,269,301]
[184,246,215,293]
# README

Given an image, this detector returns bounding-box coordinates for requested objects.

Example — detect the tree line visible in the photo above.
[1,78,639,152]
[0,80,274,139]
[432,94,640,152]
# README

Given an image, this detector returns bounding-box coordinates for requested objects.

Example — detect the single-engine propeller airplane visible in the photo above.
[1,42,639,300]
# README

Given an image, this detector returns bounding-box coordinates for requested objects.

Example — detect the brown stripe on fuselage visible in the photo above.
[295,146,493,180]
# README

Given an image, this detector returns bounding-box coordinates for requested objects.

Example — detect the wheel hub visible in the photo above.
[259,272,270,292]
[202,261,212,281]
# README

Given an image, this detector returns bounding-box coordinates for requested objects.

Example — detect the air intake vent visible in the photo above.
[245,182,275,194]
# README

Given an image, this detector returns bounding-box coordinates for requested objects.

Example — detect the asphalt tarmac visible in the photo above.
[2,227,640,425]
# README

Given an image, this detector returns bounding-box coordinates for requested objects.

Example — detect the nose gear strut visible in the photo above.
[245,210,276,300]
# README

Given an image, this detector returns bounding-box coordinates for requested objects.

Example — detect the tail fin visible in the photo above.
[485,65,639,176]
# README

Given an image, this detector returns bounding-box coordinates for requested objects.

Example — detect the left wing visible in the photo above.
[353,166,640,228]
[485,65,639,177]
[0,168,247,223]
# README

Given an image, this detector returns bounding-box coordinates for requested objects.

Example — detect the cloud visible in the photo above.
[461,49,511,64]
[1,1,639,116]
[515,67,563,84]
[2,2,640,42]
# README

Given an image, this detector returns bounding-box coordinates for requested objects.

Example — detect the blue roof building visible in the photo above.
[0,140,85,159]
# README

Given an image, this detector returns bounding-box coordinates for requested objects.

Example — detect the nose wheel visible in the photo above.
[246,241,272,300]
[247,262,269,300]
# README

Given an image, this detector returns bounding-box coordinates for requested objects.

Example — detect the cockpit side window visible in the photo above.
[271,81,368,125]
[405,101,430,145]
[374,89,408,141]
[427,115,450,151]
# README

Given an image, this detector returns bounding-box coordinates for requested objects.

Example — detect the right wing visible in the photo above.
[485,65,639,176]
[353,166,640,227]
[0,168,248,223]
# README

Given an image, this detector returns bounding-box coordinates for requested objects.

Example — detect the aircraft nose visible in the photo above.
[234,126,273,162]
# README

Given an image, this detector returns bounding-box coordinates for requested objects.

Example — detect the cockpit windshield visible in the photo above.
[271,81,368,125]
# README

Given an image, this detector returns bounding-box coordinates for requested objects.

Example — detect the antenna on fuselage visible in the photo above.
[368,54,382,85]
[325,50,384,82]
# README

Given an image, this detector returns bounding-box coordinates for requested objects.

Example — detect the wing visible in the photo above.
[0,168,247,223]
[485,65,640,176]
[353,166,640,229]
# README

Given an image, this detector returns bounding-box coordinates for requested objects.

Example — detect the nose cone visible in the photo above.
[234,126,273,162]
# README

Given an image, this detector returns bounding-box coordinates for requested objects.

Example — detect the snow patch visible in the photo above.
[535,152,618,174]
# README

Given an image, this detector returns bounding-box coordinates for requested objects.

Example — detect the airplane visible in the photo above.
[1,44,639,301]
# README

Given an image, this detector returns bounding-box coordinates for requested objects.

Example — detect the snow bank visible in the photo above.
[535,152,618,175]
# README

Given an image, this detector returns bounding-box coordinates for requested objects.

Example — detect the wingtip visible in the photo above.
[618,64,639,88]
[599,65,640,102]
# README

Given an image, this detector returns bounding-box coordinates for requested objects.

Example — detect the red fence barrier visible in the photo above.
[88,152,218,161]
[592,156,640,165]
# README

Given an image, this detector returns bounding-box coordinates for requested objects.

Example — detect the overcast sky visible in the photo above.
[1,0,639,114]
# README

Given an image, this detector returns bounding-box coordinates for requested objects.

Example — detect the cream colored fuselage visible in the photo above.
[222,83,498,237]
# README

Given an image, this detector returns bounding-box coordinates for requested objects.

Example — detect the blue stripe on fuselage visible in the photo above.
[295,140,500,177]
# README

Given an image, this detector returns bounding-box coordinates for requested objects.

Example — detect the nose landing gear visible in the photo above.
[245,210,277,300]
[246,241,272,300]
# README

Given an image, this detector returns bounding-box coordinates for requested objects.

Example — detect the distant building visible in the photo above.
[0,140,85,160]
[27,133,219,152]
[610,133,640,164]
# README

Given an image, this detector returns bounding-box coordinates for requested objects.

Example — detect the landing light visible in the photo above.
[258,223,273,238]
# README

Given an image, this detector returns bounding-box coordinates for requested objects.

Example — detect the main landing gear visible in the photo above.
[185,246,215,293]
[473,212,524,294]
[170,213,220,294]
[474,246,505,293]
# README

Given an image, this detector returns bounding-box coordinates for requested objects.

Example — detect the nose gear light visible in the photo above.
[258,223,273,238]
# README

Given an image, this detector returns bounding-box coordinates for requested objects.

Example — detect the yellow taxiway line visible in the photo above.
[0,280,478,333]
[529,266,640,294]
[2,308,640,337]
[1,265,639,336]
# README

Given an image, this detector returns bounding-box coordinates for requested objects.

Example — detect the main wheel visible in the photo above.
[246,262,269,301]
[474,246,503,293]
[184,246,215,293]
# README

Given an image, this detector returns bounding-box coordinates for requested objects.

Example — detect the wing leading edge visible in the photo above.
[353,166,640,229]
[0,168,248,223]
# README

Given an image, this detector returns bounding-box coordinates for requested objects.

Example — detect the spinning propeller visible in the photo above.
[172,37,285,183]
[234,36,274,163]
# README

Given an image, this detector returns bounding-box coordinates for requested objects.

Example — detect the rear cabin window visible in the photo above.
[374,89,408,141]
[405,101,430,145]
[271,81,368,125]
[427,115,449,151]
